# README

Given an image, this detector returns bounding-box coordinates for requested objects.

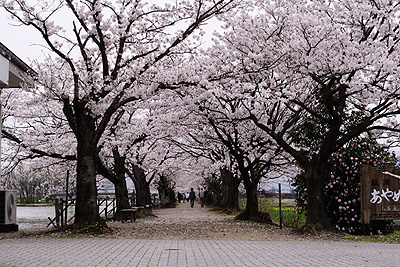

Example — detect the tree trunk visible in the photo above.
[156,174,176,206]
[74,148,99,226]
[236,177,259,221]
[73,112,100,226]
[204,173,223,206]
[114,179,131,212]
[304,163,334,231]
[112,149,131,215]
[220,168,239,210]
[96,147,131,218]
[131,165,152,207]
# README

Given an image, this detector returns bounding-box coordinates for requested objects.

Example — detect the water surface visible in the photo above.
[17,205,75,230]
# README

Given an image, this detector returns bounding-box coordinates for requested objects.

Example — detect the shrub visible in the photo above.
[293,136,397,235]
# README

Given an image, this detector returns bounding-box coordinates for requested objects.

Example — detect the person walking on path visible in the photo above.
[199,188,205,208]
[189,188,196,208]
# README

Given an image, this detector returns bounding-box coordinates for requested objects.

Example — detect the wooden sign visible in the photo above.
[360,165,400,227]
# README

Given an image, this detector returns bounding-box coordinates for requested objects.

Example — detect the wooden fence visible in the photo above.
[47,197,118,228]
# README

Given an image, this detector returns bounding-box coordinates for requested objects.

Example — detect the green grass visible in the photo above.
[239,198,306,229]
[337,231,400,243]
[239,198,400,243]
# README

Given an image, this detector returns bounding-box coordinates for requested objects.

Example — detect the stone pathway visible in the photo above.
[108,202,296,240]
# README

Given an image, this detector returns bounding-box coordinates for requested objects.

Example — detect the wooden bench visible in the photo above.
[120,207,139,223]
[136,205,153,215]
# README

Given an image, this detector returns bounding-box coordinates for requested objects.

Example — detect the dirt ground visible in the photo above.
[0,202,339,241]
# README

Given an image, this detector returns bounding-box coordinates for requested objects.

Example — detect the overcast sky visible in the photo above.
[0,8,47,64]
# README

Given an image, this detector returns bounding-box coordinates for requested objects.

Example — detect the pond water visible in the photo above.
[17,205,75,230]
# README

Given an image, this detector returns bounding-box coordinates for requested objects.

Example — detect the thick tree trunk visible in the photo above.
[220,168,239,210]
[73,111,101,226]
[96,152,131,219]
[236,177,259,221]
[156,175,176,206]
[304,164,334,231]
[204,174,223,206]
[112,149,131,215]
[74,149,99,226]
[114,179,131,213]
[135,180,151,207]
[131,165,152,207]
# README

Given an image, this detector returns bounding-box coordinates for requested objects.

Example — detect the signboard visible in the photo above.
[360,165,400,226]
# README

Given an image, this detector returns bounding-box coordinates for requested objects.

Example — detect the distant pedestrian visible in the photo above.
[199,188,205,208]
[189,188,196,208]
[186,192,190,203]
[177,192,182,203]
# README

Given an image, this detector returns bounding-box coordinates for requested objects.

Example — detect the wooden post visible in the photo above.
[279,183,282,229]
[113,197,116,217]
[65,170,69,226]
[60,200,64,226]
[105,197,108,218]
[55,198,59,227]
[360,166,371,235]
[55,199,61,227]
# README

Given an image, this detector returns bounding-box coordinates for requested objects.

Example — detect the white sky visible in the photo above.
[0,8,46,64]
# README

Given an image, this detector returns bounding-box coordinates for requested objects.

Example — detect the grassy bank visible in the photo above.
[238,198,400,243]
[239,198,306,229]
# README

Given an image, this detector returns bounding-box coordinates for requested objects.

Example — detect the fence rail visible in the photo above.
[47,197,118,228]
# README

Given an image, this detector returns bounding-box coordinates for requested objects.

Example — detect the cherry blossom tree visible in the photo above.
[205,0,400,230]
[1,87,77,202]
[150,83,242,209]
[1,86,76,172]
[94,104,149,215]
[154,59,293,220]
[97,101,193,210]
[3,86,140,216]
[1,0,237,227]
[197,91,290,221]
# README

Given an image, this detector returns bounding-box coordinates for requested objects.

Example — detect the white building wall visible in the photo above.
[0,54,10,87]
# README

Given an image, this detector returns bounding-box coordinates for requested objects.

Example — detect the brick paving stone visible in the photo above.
[3,203,400,266]
[2,238,400,266]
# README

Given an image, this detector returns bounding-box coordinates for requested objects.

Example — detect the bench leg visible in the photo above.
[121,211,136,223]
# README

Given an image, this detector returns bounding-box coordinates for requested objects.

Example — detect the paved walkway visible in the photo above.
[2,203,400,266]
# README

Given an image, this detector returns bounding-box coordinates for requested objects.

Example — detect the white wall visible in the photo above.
[0,54,10,87]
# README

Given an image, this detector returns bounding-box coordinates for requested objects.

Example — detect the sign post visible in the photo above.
[361,166,400,235]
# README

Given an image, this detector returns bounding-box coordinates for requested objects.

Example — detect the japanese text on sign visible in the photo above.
[381,205,400,212]
[370,188,400,204]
